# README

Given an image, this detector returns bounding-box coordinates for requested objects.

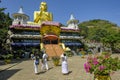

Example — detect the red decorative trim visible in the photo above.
[41,21,61,27]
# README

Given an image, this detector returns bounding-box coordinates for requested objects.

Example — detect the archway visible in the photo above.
[43,35,59,44]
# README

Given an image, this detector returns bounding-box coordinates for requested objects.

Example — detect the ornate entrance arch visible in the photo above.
[43,35,59,44]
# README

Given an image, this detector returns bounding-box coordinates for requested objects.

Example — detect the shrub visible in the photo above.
[84,54,120,75]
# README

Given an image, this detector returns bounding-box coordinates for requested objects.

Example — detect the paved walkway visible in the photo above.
[0,60,22,73]
[0,55,120,80]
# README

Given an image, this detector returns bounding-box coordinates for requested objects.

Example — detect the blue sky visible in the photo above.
[0,0,120,26]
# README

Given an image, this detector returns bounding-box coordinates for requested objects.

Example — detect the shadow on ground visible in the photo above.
[0,69,21,80]
[37,67,54,75]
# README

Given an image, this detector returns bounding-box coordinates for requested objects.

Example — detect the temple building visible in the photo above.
[8,2,83,57]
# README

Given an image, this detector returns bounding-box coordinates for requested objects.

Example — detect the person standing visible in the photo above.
[33,51,40,74]
[30,52,34,60]
[41,51,49,71]
[61,53,69,74]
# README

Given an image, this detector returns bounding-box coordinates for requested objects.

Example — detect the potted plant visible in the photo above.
[65,51,73,57]
[84,53,120,80]
[2,54,13,64]
[52,56,60,66]
[79,49,86,58]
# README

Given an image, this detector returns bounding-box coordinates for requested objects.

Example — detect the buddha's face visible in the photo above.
[40,2,47,11]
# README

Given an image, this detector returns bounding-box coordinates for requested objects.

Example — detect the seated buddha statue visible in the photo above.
[34,2,53,24]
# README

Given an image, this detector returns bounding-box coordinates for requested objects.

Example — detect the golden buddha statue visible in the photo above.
[34,2,53,24]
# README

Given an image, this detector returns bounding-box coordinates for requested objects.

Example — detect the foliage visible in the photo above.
[52,56,60,66]
[78,19,120,52]
[101,28,120,51]
[80,50,86,55]
[79,19,117,28]
[2,54,13,60]
[79,50,86,58]
[2,54,13,64]
[78,25,88,38]
[52,56,60,61]
[101,52,110,55]
[84,53,120,75]
[0,8,12,51]
[65,51,73,57]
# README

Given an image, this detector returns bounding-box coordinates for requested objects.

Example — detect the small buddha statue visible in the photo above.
[34,2,53,24]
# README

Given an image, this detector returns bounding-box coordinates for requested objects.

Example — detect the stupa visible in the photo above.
[12,7,29,25]
[67,14,79,29]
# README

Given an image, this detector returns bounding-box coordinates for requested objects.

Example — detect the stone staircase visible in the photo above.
[44,44,64,57]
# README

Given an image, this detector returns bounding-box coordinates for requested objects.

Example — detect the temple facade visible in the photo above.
[8,2,83,57]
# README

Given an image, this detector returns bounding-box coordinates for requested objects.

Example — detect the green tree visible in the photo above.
[79,19,117,28]
[0,8,12,51]
[90,28,108,42]
[79,19,120,52]
[101,28,120,51]
[78,25,88,38]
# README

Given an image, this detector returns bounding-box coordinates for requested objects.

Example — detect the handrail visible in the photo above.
[61,43,65,50]
[40,43,44,50]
